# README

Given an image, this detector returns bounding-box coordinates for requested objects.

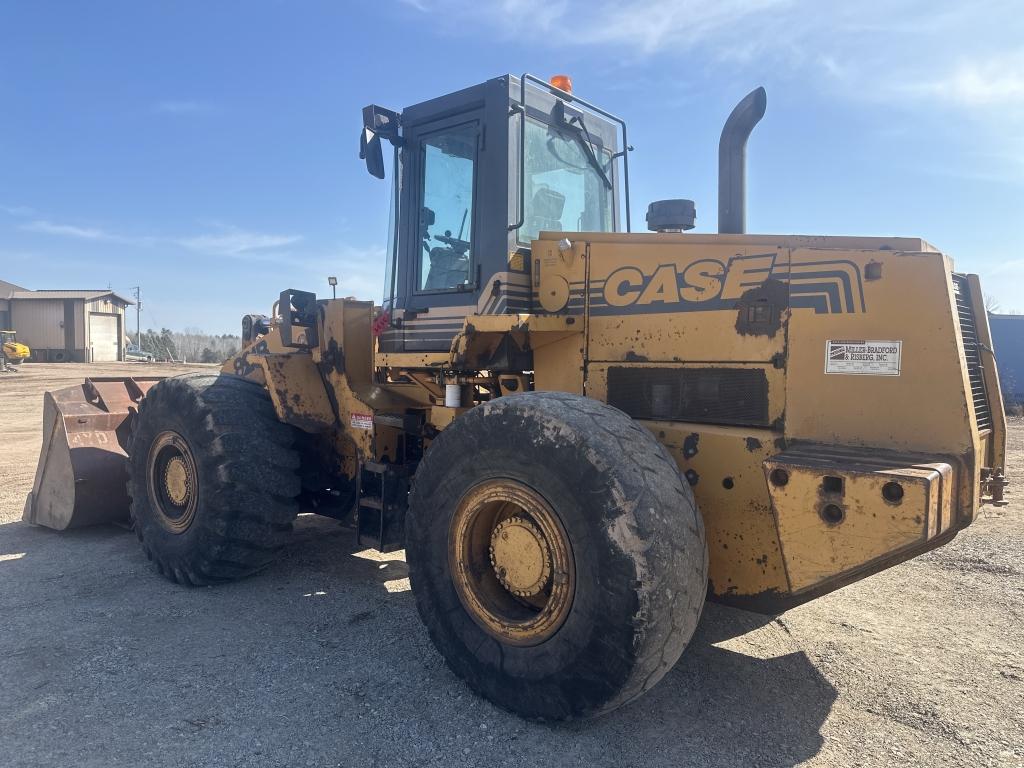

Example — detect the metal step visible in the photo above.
[360,495,383,510]
[355,462,416,553]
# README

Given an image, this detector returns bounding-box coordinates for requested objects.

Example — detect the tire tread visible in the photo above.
[127,374,300,586]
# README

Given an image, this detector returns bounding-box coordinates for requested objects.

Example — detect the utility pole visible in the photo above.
[132,286,142,348]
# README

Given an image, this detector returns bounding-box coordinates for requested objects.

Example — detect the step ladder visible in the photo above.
[356,460,414,553]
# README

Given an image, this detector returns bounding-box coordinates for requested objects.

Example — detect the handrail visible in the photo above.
[510,73,631,234]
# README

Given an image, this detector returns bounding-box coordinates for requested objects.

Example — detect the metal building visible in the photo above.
[2,283,134,362]
[990,313,1023,406]
[0,279,25,330]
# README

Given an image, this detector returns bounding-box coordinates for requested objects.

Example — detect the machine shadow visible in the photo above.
[283,513,411,592]
[3,516,834,767]
[283,517,835,766]
[597,602,837,766]
[0,517,138,558]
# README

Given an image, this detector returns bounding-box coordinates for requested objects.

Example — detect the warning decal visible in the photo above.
[350,412,374,430]
[825,340,902,376]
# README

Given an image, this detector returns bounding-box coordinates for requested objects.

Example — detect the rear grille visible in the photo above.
[606,367,770,427]
[952,274,992,430]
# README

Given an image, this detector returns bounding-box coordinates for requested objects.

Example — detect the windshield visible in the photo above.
[521,118,613,243]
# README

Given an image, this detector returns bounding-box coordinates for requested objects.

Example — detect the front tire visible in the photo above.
[406,392,708,720]
[127,374,301,585]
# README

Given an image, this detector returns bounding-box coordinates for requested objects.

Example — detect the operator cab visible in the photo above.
[360,74,630,352]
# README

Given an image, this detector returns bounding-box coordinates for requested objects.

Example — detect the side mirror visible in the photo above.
[359,104,401,180]
[360,128,385,179]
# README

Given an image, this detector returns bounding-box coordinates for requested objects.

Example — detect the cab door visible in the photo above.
[394,112,483,352]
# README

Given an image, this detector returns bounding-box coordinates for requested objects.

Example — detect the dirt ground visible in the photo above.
[1,362,1021,768]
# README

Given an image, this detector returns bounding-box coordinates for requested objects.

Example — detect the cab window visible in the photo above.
[521,118,613,243]
[417,123,477,291]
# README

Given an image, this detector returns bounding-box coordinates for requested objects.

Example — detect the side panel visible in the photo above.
[785,249,979,519]
[319,299,392,469]
[584,242,790,364]
[11,299,65,350]
[260,353,336,433]
[540,237,797,601]
[527,233,989,610]
[531,237,586,393]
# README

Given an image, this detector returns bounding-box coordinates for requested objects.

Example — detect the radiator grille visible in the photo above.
[606,367,770,427]
[952,274,992,431]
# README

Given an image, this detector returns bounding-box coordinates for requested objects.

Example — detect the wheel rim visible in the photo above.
[147,430,199,534]
[449,479,575,646]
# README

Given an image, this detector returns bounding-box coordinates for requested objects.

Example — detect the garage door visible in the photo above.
[90,314,119,361]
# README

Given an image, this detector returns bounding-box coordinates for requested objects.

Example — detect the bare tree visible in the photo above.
[171,327,207,363]
[984,293,1001,313]
[149,328,241,363]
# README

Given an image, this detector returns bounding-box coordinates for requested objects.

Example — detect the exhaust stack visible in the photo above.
[718,87,767,234]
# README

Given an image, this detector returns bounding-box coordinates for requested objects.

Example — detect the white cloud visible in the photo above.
[21,219,137,243]
[257,244,387,298]
[19,216,301,258]
[560,0,789,56]
[195,243,388,302]
[413,0,785,52]
[177,226,302,256]
[410,0,1023,187]
[899,52,1024,108]
[987,258,1024,278]
[415,0,1020,116]
[0,204,35,217]
[153,100,211,114]
[980,259,1024,314]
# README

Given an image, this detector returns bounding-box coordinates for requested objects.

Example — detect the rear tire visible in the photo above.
[127,373,301,585]
[406,391,708,720]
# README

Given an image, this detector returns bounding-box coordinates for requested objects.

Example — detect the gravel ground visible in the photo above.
[1,362,1021,767]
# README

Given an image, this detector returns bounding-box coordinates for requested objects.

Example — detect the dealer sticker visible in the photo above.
[350,412,374,430]
[825,340,902,376]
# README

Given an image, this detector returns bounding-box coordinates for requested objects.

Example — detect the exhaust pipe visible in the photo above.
[718,87,767,234]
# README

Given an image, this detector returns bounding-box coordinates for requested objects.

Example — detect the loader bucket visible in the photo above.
[23,377,163,530]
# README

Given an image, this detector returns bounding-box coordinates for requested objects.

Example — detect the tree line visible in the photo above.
[133,328,242,364]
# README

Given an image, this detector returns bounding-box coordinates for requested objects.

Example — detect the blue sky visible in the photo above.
[2,0,1022,333]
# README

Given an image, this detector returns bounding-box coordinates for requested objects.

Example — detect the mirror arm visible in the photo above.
[360,104,402,179]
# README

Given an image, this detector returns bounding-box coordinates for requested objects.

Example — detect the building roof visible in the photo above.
[8,289,135,305]
[0,279,27,299]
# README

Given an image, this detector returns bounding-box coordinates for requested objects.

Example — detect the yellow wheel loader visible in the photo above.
[24,75,1008,720]
[2,330,30,364]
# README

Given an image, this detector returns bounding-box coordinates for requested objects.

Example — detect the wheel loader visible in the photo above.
[24,74,1008,720]
[2,330,30,364]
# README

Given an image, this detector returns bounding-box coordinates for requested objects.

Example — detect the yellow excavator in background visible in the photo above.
[2,330,30,364]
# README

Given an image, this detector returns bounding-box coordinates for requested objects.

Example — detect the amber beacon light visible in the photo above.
[548,74,573,94]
